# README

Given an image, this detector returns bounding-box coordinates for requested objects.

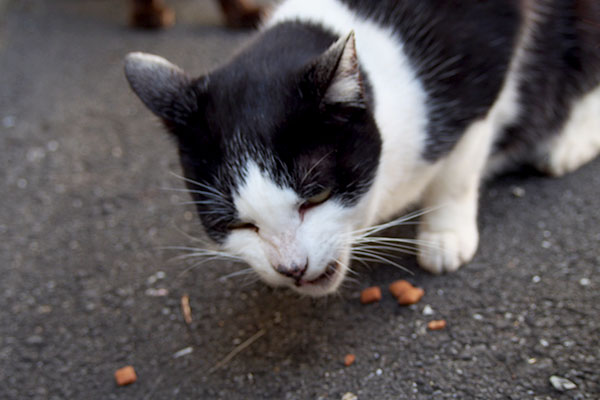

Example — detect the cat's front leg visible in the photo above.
[417,186,479,274]
[417,119,495,274]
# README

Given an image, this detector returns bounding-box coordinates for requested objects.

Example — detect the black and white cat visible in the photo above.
[125,0,600,296]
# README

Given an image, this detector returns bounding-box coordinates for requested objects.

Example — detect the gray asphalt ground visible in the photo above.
[1,1,599,399]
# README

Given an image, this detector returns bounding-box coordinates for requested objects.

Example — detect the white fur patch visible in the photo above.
[223,162,365,295]
[540,84,600,176]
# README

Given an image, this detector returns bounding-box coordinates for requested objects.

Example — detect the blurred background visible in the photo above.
[0,1,598,399]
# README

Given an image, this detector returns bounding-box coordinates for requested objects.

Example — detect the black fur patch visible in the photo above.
[496,0,600,156]
[340,0,521,160]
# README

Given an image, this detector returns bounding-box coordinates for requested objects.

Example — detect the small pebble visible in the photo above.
[27,147,45,162]
[37,305,52,314]
[145,288,169,297]
[47,140,59,152]
[579,278,590,286]
[111,147,123,158]
[342,393,357,400]
[25,335,44,345]
[549,375,576,391]
[2,115,15,128]
[532,275,541,283]
[173,346,193,359]
[511,186,525,197]
[422,305,434,316]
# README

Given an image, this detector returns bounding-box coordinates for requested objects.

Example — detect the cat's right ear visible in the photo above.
[303,31,365,108]
[124,52,201,126]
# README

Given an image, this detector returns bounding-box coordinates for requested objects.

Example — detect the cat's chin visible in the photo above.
[288,261,346,297]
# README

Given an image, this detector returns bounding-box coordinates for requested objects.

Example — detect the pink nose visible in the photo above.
[275,262,307,280]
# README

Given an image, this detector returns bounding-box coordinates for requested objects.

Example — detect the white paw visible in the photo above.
[538,86,600,177]
[541,136,600,177]
[417,226,479,274]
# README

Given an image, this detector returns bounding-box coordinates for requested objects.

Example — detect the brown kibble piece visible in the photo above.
[427,319,447,330]
[389,280,425,305]
[397,287,425,305]
[114,365,137,386]
[388,280,414,298]
[344,353,356,366]
[181,294,192,325]
[360,286,382,304]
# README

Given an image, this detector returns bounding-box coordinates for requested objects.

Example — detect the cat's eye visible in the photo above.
[228,221,259,232]
[300,188,332,212]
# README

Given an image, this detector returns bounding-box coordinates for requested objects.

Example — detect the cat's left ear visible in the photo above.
[305,31,365,107]
[124,52,202,126]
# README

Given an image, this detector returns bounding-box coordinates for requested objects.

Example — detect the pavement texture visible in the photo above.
[1,1,599,399]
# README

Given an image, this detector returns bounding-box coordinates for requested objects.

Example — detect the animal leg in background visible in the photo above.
[129,0,263,29]
[130,0,175,29]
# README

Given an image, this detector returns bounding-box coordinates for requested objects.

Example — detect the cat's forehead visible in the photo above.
[204,74,301,138]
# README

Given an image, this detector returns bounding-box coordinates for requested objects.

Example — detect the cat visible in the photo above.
[124,0,600,297]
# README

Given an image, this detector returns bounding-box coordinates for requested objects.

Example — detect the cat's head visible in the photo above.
[125,32,381,296]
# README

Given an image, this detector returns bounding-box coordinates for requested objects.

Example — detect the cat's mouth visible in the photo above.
[294,261,339,288]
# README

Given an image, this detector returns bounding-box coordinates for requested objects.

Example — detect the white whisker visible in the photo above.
[350,249,411,273]
[169,171,232,203]
[356,237,442,251]
[353,243,419,256]
[218,268,255,282]
[177,255,246,278]
[170,224,212,245]
[335,258,360,277]
[349,206,442,238]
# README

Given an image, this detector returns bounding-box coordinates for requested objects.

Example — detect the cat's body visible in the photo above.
[125,0,600,296]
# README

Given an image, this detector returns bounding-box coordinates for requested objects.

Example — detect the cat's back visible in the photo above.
[268,0,521,159]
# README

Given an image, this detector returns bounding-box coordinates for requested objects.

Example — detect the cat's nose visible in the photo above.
[274,262,307,280]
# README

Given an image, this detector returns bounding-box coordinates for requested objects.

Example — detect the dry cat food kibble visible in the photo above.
[388,280,413,298]
[114,365,137,386]
[344,353,356,366]
[427,319,447,330]
[360,286,382,304]
[389,280,425,305]
[397,287,425,305]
